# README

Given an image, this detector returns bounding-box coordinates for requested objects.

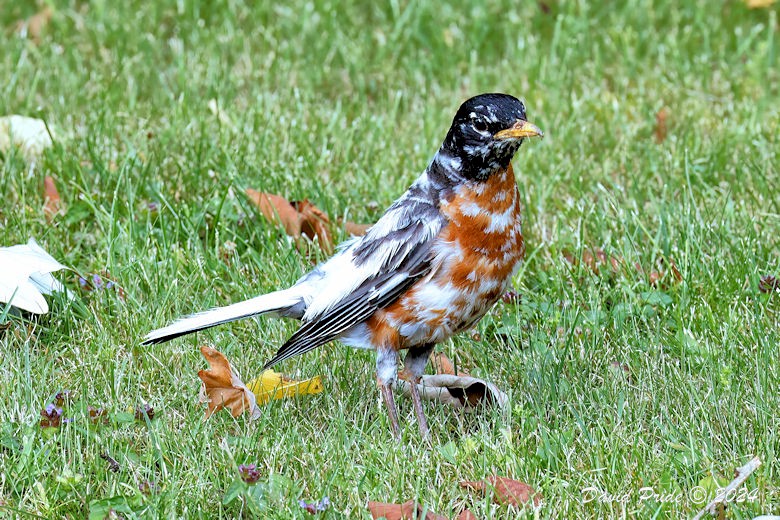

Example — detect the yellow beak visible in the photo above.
[493,120,544,140]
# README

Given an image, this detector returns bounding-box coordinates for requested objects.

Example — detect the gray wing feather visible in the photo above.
[264,198,442,368]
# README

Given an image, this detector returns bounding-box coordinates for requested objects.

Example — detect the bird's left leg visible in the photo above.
[376,346,400,440]
[400,344,434,440]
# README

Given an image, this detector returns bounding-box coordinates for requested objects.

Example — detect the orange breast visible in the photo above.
[367,164,525,350]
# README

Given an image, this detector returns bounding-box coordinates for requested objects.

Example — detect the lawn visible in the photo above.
[1,0,778,518]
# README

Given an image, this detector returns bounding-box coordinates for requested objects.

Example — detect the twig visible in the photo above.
[692,456,761,520]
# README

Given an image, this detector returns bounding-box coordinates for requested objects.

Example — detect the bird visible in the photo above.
[143,93,543,439]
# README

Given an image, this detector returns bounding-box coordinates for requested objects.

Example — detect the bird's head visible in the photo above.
[440,93,543,181]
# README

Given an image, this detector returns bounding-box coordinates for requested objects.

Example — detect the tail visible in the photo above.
[142,288,304,345]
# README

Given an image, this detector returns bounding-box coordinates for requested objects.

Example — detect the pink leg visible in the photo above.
[376,347,401,440]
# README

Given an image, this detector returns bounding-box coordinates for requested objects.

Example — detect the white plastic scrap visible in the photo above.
[0,238,71,314]
[0,115,54,160]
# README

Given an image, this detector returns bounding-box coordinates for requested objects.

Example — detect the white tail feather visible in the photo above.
[143,289,301,345]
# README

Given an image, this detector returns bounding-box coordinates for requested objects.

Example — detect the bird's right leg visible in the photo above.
[376,346,400,440]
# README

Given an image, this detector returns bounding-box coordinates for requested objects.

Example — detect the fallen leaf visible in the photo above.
[0,115,54,160]
[342,220,371,236]
[456,510,478,520]
[197,346,261,419]
[246,369,323,405]
[667,257,683,283]
[745,0,777,7]
[246,189,302,238]
[292,199,334,253]
[246,189,371,253]
[648,270,662,287]
[15,6,53,43]
[460,476,541,507]
[0,238,71,314]
[581,248,597,272]
[654,107,670,144]
[430,352,469,376]
[43,176,61,221]
[396,374,507,410]
[367,500,448,520]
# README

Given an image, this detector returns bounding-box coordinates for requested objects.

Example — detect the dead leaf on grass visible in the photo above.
[292,199,334,254]
[197,346,261,420]
[367,500,448,520]
[43,175,61,221]
[654,107,670,144]
[246,189,302,238]
[245,189,370,254]
[15,6,53,43]
[430,352,469,376]
[343,220,372,236]
[455,509,478,520]
[396,374,507,410]
[460,476,542,507]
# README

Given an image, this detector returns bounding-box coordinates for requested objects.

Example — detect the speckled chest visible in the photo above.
[369,164,525,349]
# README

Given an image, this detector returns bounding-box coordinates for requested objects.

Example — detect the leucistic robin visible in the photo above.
[143,93,543,439]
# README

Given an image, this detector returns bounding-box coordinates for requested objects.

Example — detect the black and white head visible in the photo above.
[440,93,543,180]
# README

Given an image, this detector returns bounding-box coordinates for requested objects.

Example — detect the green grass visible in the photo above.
[1,0,779,517]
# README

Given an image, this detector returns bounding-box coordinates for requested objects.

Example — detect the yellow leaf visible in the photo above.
[745,0,777,7]
[246,369,323,405]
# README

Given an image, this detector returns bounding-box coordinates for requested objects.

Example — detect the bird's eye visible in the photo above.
[472,119,488,133]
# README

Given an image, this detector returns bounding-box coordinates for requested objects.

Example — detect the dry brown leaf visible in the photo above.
[246,189,371,255]
[367,500,448,520]
[396,374,506,410]
[292,199,334,253]
[430,352,469,376]
[654,107,670,144]
[455,510,478,520]
[460,476,541,507]
[197,346,261,420]
[342,220,371,236]
[43,175,61,221]
[664,257,683,283]
[16,6,53,43]
[246,189,302,238]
